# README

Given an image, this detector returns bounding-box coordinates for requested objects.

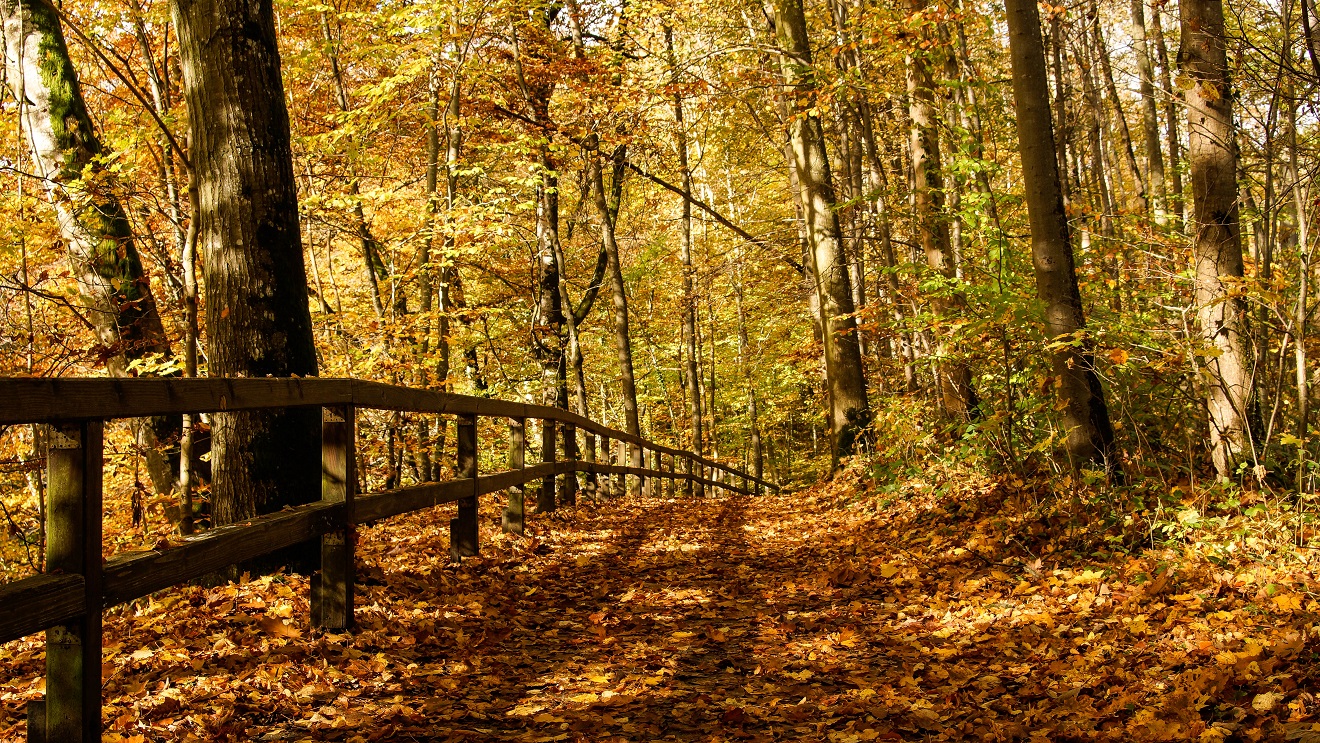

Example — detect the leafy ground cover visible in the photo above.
[2,470,1318,741]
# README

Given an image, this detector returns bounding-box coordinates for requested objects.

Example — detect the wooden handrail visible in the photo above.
[0,377,774,491]
[0,376,774,741]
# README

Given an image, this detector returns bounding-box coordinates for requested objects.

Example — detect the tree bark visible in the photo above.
[1089,0,1148,213]
[1180,0,1254,478]
[589,143,642,439]
[1004,0,1121,472]
[1130,0,1167,222]
[904,2,979,420]
[665,24,705,468]
[1149,2,1185,226]
[733,250,764,485]
[767,0,871,460]
[511,19,568,411]
[1049,13,1070,200]
[173,0,321,561]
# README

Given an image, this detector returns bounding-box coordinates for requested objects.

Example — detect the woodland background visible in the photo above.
[0,0,1317,574]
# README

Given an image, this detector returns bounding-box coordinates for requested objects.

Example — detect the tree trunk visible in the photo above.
[1050,12,1070,200]
[1089,0,1148,213]
[767,0,871,461]
[1004,0,1121,472]
[1130,0,1167,222]
[320,11,393,318]
[1078,39,1116,241]
[174,0,321,562]
[733,250,764,485]
[1180,0,1254,478]
[904,4,978,420]
[1149,2,1185,226]
[511,20,568,411]
[590,143,641,439]
[665,25,705,468]
[855,98,917,390]
[2,0,176,495]
[1286,73,1310,491]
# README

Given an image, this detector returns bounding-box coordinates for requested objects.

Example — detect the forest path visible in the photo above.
[3,473,1315,741]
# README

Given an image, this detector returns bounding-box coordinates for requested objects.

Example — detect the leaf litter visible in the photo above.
[1,470,1318,741]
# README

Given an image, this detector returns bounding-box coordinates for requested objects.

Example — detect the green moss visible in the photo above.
[24,0,154,333]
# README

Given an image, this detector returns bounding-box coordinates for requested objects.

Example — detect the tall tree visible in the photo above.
[1004,0,1121,472]
[512,13,569,413]
[1130,0,1167,221]
[1149,0,1185,225]
[766,0,871,460]
[173,0,321,551]
[1180,0,1254,478]
[904,1,979,420]
[664,23,705,478]
[1089,0,1148,213]
[590,142,641,440]
[2,0,176,493]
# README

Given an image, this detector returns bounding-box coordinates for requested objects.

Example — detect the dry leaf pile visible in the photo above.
[2,473,1319,741]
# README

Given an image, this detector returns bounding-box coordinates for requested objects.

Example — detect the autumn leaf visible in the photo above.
[256,616,302,639]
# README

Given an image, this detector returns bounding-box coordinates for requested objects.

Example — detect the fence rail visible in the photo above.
[0,377,774,743]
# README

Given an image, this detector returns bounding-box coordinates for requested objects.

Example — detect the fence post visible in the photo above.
[635,445,647,497]
[599,436,610,497]
[538,419,557,512]
[633,448,644,498]
[503,417,526,534]
[315,405,356,630]
[612,439,624,497]
[583,432,598,501]
[38,421,103,743]
[561,423,578,507]
[450,414,479,560]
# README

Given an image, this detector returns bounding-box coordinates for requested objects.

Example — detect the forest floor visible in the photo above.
[2,468,1320,742]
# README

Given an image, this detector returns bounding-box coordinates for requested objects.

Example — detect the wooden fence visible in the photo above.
[0,377,775,743]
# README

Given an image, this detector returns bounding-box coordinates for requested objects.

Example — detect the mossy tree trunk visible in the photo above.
[2,0,176,494]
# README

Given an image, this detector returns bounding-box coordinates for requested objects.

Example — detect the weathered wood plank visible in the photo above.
[480,462,558,496]
[102,502,344,607]
[0,377,354,424]
[355,480,473,523]
[561,424,578,507]
[538,420,557,513]
[450,415,479,560]
[349,380,527,419]
[502,418,526,535]
[0,574,84,644]
[314,405,355,630]
[0,377,776,491]
[45,421,103,743]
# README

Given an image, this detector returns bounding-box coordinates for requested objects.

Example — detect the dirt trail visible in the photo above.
[2,476,1317,741]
